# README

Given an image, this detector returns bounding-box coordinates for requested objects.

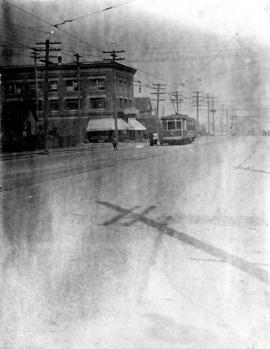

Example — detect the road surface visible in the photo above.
[0,137,269,349]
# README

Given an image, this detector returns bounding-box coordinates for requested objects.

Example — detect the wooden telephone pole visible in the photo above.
[103,49,125,143]
[151,83,166,118]
[30,47,41,131]
[192,91,204,131]
[74,53,82,143]
[35,39,61,153]
[211,95,216,136]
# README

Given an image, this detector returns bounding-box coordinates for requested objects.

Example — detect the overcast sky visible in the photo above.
[1,0,270,124]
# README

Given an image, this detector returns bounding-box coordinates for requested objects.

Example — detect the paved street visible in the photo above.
[0,137,270,349]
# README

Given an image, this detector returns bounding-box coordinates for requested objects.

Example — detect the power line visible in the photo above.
[188,4,269,85]
[0,31,35,49]
[1,0,103,54]
[54,0,135,27]
[125,52,264,64]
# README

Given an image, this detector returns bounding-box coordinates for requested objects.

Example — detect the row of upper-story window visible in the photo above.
[37,97,133,111]
[4,77,133,94]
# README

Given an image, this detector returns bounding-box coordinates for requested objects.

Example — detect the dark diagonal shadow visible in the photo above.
[97,200,269,285]
[235,165,270,175]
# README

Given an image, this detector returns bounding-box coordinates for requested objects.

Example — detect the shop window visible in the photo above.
[90,98,106,109]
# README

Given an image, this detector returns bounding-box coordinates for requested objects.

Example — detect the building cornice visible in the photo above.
[0,61,136,75]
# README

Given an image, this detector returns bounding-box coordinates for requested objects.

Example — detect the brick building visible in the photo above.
[0,61,140,150]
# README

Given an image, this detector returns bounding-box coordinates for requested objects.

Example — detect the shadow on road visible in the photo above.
[97,201,269,285]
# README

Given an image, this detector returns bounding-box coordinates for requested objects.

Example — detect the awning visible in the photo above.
[127,118,147,131]
[86,118,129,132]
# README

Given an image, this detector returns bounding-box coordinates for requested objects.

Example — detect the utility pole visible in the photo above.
[210,95,216,136]
[221,103,224,135]
[151,83,166,118]
[30,47,41,131]
[192,91,204,132]
[74,53,82,144]
[205,93,211,135]
[35,39,61,154]
[171,91,183,114]
[226,109,229,135]
[103,49,125,143]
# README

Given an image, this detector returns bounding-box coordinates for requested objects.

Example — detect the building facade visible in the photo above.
[0,61,138,150]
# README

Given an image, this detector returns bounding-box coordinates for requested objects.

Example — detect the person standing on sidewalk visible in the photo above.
[112,136,118,151]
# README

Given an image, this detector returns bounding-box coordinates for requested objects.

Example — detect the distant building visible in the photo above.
[134,97,159,132]
[0,61,147,150]
[134,97,153,117]
[233,118,263,136]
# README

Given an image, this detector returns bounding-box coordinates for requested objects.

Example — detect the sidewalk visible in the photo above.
[0,141,140,161]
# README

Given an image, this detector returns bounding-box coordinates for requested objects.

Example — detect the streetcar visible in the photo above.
[158,114,197,145]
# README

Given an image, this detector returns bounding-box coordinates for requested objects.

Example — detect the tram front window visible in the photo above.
[176,120,182,129]
[168,121,175,130]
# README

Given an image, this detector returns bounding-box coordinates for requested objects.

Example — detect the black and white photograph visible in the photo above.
[0,0,270,348]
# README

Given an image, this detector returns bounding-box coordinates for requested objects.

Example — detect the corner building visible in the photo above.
[0,61,137,149]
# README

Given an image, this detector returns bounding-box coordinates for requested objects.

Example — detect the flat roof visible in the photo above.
[161,114,195,121]
[0,61,137,75]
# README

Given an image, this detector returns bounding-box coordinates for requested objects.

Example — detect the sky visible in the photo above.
[1,0,270,126]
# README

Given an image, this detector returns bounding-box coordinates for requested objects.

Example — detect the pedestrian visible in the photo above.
[112,136,118,151]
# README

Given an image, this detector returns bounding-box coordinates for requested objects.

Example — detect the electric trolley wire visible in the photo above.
[1,0,104,54]
[53,0,135,27]
[125,52,264,64]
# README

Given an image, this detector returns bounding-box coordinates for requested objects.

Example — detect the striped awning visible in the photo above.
[86,118,129,132]
[127,118,146,131]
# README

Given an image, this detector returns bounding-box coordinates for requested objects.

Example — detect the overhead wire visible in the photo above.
[53,0,136,27]
[125,52,264,64]
[187,1,270,86]
[1,0,104,54]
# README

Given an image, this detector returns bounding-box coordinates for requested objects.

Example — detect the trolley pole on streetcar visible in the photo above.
[103,49,125,143]
[171,91,183,114]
